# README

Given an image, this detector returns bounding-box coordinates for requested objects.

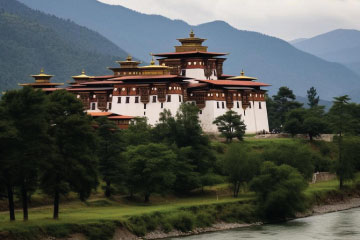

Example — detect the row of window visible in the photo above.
[117,95,182,104]
[216,102,262,109]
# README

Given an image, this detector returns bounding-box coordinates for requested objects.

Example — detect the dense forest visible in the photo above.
[0,0,130,94]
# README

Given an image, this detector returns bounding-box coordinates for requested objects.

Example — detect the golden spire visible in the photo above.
[82,69,85,75]
[126,55,132,61]
[190,29,195,38]
[241,69,245,76]
[40,68,44,74]
[150,53,155,65]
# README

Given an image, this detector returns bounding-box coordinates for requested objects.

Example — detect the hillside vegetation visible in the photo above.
[0,0,129,93]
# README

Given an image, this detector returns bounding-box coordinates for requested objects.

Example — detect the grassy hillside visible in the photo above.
[16,0,360,101]
[0,0,129,93]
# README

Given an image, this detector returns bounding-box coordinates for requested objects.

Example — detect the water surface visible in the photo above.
[172,208,360,240]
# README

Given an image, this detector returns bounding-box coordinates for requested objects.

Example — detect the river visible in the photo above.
[170,208,360,240]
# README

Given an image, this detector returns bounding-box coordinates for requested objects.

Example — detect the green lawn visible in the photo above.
[0,192,253,231]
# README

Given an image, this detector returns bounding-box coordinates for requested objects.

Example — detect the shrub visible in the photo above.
[250,162,308,221]
[168,212,195,232]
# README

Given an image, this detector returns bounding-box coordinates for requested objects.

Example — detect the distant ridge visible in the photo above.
[0,0,130,93]
[292,29,360,77]
[16,0,360,102]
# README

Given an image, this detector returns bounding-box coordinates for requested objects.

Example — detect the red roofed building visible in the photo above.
[21,31,270,133]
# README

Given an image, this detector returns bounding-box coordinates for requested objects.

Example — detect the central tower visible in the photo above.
[154,31,227,80]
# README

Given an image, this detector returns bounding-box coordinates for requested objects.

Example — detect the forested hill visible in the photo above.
[0,0,129,93]
[16,0,360,101]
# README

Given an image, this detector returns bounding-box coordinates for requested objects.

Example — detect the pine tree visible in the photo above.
[307,87,320,108]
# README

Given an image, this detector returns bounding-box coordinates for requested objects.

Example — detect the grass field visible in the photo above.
[1,176,357,232]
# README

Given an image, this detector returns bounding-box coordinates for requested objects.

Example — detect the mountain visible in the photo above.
[290,38,308,44]
[292,29,360,76]
[15,0,360,102]
[295,96,332,110]
[0,0,130,93]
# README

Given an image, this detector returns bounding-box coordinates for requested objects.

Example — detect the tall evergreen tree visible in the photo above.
[1,87,48,221]
[307,86,320,108]
[0,104,17,221]
[41,90,98,219]
[270,87,303,131]
[96,117,127,198]
[328,95,354,188]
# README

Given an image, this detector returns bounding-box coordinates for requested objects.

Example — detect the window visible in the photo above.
[161,103,164,108]
[199,110,202,114]
[179,95,182,102]
[167,95,171,102]
[144,111,146,115]
[222,102,225,109]
[108,102,112,110]
[217,102,220,109]
[259,102,262,109]
[249,102,252,108]
[237,102,240,108]
[152,96,157,103]
[117,97,121,103]
[126,97,130,103]
[91,103,96,110]
[144,104,147,109]
[135,96,139,103]
[244,110,246,116]
[181,69,186,76]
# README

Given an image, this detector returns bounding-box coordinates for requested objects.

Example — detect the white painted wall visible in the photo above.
[184,69,218,80]
[199,100,269,134]
[110,94,183,126]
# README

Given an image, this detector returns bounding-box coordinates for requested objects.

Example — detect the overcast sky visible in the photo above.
[99,0,360,40]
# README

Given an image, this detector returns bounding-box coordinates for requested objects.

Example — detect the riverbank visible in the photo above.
[143,195,360,240]
[1,177,359,240]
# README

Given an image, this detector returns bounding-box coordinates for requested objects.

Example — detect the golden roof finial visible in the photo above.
[190,29,195,38]
[241,69,245,76]
[82,69,85,75]
[126,55,132,61]
[40,68,44,74]
[150,53,155,65]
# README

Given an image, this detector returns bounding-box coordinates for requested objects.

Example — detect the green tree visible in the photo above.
[303,116,328,141]
[307,86,320,108]
[250,161,308,221]
[41,90,98,219]
[284,107,328,140]
[0,104,17,221]
[262,143,315,180]
[224,144,260,197]
[123,117,153,146]
[213,110,246,142]
[269,87,303,131]
[96,117,127,198]
[328,95,355,188]
[125,143,176,202]
[152,104,216,194]
[1,87,48,221]
[283,108,306,137]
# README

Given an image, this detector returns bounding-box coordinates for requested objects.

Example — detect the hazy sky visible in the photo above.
[99,0,360,40]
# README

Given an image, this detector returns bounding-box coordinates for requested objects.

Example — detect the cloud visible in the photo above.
[98,0,360,40]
